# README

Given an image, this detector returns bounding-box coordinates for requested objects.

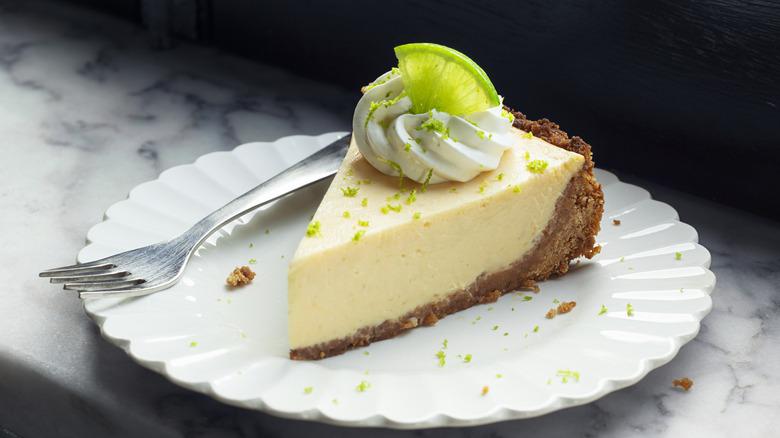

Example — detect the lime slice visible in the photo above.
[394,43,500,116]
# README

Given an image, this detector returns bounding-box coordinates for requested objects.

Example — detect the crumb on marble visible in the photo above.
[226,266,256,286]
[613,219,621,225]
[481,386,489,395]
[673,377,693,391]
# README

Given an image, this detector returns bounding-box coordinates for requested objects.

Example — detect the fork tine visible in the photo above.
[48,270,131,284]
[63,278,146,292]
[78,284,159,299]
[39,260,116,278]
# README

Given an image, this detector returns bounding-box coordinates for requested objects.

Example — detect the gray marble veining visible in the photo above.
[2,1,779,437]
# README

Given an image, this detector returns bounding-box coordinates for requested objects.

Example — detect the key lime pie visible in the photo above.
[288,43,603,360]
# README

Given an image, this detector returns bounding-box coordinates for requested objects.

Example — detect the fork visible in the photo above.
[40,134,351,299]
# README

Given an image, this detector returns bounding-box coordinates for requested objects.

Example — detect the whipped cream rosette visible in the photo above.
[353,69,513,185]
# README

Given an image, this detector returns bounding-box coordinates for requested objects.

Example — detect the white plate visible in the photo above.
[82,132,715,428]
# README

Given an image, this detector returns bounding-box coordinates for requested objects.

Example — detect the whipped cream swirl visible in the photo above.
[352,69,514,184]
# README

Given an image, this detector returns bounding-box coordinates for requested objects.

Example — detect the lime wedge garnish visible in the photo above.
[394,43,500,116]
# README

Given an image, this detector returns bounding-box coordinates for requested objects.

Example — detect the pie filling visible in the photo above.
[287,111,603,360]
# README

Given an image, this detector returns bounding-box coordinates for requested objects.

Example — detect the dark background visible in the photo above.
[61,0,780,221]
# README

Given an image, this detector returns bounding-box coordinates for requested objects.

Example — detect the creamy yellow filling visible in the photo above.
[287,128,584,350]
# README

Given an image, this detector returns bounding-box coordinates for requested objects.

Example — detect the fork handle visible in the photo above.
[177,133,351,250]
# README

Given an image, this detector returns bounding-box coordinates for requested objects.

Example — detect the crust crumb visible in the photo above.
[404,317,419,329]
[226,266,256,286]
[613,219,621,225]
[557,301,577,314]
[546,301,576,319]
[478,290,501,304]
[673,377,693,391]
[519,280,540,293]
[481,386,489,395]
[423,313,439,326]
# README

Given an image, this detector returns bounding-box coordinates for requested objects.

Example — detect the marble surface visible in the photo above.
[1,1,778,437]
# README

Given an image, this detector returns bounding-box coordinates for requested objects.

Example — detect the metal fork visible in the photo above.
[40,134,351,299]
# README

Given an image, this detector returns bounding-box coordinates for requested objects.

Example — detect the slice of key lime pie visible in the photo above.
[287,43,603,360]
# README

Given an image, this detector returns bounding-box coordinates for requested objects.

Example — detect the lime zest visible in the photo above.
[421,168,434,192]
[377,157,404,187]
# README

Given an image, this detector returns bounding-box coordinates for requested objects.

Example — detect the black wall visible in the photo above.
[61,0,780,221]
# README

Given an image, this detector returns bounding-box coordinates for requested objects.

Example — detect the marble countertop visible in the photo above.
[2,2,778,437]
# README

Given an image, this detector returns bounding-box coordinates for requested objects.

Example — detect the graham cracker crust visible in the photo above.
[290,109,604,361]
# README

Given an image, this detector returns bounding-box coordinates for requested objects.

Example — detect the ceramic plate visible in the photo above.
[82,132,715,428]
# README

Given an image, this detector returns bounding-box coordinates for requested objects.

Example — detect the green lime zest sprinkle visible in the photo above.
[449,188,457,193]
[533,325,540,332]
[495,173,505,181]
[404,142,413,151]
[304,387,313,394]
[492,326,499,331]
[512,185,521,193]
[443,339,448,349]
[190,341,197,347]
[526,159,549,173]
[417,117,445,133]
[364,351,370,356]
[346,169,355,176]
[249,259,258,264]
[364,91,408,130]
[249,243,253,248]
[342,211,350,218]
[435,350,446,366]
[361,197,368,207]
[496,374,503,378]
[341,186,359,197]
[503,332,509,336]
[405,188,417,204]
[476,130,486,139]
[675,252,682,260]
[557,370,580,382]
[306,221,322,237]
[523,296,533,301]
[393,192,402,200]
[352,230,366,243]
[501,109,515,122]
[413,212,421,219]
[358,219,369,227]
[421,168,434,192]
[377,157,404,187]
[464,354,472,363]
[386,203,403,213]
[599,305,608,315]
[356,380,371,392]
[524,151,531,159]
[381,205,389,214]
[365,101,382,130]
[627,303,634,316]
[522,131,533,139]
